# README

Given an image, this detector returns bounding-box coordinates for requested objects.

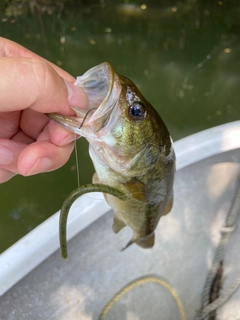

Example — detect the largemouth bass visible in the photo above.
[48,62,175,258]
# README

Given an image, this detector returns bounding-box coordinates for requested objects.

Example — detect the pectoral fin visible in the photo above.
[92,172,100,183]
[123,177,147,202]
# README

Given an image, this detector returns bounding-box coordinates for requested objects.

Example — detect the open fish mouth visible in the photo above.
[48,62,121,134]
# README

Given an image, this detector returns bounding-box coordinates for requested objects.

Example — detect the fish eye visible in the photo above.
[128,101,146,121]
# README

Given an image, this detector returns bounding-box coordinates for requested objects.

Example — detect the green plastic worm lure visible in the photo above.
[59,184,127,259]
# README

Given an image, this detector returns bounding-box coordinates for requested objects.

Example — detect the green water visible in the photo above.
[0,0,240,253]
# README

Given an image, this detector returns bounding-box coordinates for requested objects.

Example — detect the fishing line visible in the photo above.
[191,36,240,72]
[74,138,80,188]
[182,36,240,89]
[74,107,97,189]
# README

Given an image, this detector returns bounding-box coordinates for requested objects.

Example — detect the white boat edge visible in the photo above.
[0,120,240,297]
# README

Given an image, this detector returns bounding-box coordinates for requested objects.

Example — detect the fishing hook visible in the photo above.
[78,107,97,129]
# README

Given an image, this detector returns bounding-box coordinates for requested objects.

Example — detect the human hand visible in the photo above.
[0,37,88,183]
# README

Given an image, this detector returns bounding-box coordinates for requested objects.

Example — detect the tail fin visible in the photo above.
[136,233,155,248]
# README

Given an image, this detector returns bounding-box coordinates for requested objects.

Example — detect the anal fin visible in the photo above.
[112,214,126,233]
[163,197,173,216]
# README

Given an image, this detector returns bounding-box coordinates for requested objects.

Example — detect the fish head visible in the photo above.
[48,62,173,176]
[100,72,173,176]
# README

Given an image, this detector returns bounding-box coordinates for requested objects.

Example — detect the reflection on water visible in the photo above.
[0,0,240,252]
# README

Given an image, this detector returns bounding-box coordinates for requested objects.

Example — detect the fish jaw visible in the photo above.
[47,62,121,137]
[47,112,83,135]
[78,63,121,133]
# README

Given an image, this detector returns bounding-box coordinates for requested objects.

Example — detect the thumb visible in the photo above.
[0,57,88,114]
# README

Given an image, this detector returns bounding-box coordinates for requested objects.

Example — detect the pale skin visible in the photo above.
[0,37,88,183]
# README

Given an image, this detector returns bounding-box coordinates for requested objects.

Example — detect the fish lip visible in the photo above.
[84,62,120,133]
[47,62,121,135]
[47,112,83,133]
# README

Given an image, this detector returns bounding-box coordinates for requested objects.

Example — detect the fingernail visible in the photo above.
[0,145,14,165]
[26,157,52,176]
[64,80,88,109]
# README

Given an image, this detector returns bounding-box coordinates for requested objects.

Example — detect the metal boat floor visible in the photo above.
[1,149,240,320]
